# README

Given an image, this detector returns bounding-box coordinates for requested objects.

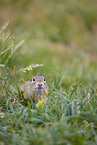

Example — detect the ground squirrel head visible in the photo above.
[30,76,47,90]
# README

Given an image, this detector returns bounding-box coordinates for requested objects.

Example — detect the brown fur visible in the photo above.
[20,76,48,102]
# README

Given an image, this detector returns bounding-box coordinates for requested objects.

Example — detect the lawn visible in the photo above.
[0,0,97,144]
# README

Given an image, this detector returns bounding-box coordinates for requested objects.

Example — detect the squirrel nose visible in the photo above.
[38,83,42,87]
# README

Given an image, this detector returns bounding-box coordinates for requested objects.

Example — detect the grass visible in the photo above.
[0,0,97,144]
[0,78,97,144]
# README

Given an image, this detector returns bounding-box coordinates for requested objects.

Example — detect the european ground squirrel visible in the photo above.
[20,76,48,102]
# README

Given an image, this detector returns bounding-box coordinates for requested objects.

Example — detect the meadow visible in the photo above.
[0,0,97,144]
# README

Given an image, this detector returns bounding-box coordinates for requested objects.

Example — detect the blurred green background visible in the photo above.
[0,0,97,88]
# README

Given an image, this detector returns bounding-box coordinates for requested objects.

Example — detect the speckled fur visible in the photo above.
[20,76,48,102]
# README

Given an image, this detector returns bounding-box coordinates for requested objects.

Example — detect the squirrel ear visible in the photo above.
[30,78,32,82]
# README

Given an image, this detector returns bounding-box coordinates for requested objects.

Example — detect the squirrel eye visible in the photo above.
[33,78,35,81]
[44,78,45,81]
